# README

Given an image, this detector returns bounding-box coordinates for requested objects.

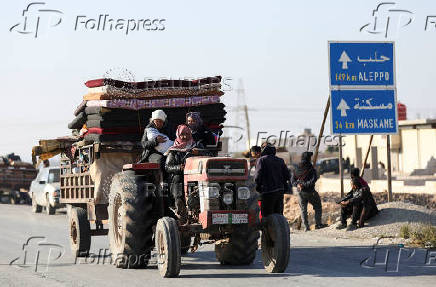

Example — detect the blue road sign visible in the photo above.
[331,89,398,134]
[329,42,394,87]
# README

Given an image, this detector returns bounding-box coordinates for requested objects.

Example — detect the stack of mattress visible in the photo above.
[68,76,226,144]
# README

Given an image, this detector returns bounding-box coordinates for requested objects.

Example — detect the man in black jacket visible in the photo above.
[254,144,290,218]
[337,177,378,231]
[291,152,327,231]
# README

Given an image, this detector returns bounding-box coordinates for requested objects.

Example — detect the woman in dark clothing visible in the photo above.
[139,110,172,168]
[165,124,211,224]
[186,112,216,149]
[165,124,196,225]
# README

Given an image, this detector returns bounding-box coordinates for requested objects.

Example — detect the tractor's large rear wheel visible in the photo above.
[215,193,261,265]
[261,214,290,273]
[156,217,181,278]
[215,226,259,265]
[108,172,154,269]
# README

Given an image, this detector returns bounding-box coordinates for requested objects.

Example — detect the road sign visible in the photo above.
[330,89,398,134]
[329,42,395,87]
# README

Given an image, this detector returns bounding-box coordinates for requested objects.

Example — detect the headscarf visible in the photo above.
[186,112,203,131]
[294,151,313,178]
[168,124,194,152]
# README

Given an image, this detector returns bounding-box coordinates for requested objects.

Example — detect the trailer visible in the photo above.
[0,160,37,204]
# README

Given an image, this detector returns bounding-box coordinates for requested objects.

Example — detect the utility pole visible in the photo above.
[234,79,251,151]
[387,135,393,202]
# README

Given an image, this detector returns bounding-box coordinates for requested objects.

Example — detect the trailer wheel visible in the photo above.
[215,226,259,265]
[69,207,91,257]
[261,214,290,273]
[46,194,55,215]
[156,217,181,278]
[108,172,154,269]
[32,196,42,213]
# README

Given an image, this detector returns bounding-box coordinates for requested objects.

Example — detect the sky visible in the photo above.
[1,0,436,161]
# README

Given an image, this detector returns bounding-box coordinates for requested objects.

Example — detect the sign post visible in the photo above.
[329,41,397,201]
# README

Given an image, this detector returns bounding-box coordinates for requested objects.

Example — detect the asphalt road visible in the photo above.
[0,204,434,287]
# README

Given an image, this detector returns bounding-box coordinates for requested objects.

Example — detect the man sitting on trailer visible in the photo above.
[139,110,173,169]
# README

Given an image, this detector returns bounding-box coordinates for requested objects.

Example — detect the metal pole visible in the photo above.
[339,135,344,197]
[386,135,393,202]
[313,96,330,165]
[360,135,374,177]
[243,105,251,149]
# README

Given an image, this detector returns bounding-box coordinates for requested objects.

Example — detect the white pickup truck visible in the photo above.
[30,167,63,215]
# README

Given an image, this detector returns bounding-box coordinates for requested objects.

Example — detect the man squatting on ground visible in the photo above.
[337,171,378,231]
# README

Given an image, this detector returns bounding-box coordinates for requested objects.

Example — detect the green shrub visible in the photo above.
[399,224,411,239]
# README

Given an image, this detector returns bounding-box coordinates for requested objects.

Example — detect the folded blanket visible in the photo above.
[73,101,87,116]
[83,90,223,101]
[67,112,87,129]
[85,76,222,89]
[86,119,144,129]
[84,133,142,143]
[84,106,117,115]
[84,95,221,109]
[87,127,142,135]
[87,83,222,98]
[87,113,140,121]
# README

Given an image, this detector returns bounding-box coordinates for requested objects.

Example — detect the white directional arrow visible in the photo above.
[338,51,352,69]
[337,98,350,117]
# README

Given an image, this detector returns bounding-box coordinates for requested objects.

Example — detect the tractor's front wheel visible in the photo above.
[156,217,181,278]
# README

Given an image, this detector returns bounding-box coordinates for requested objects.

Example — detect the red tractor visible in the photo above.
[107,155,290,277]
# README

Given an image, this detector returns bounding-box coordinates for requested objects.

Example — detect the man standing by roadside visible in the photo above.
[292,152,327,231]
[254,144,290,217]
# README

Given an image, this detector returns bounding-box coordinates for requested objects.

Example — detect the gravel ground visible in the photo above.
[298,202,436,244]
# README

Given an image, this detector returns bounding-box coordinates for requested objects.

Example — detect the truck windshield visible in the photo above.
[48,169,60,183]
